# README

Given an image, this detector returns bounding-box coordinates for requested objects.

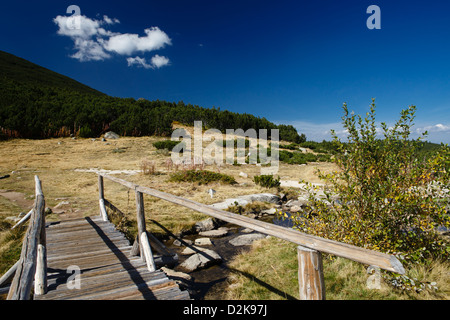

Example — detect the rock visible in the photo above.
[210,198,250,210]
[104,131,120,139]
[194,218,217,232]
[289,205,302,213]
[6,216,20,223]
[238,193,280,204]
[160,267,192,281]
[102,138,106,142]
[194,237,213,246]
[182,245,212,255]
[261,208,277,215]
[229,233,267,246]
[44,207,52,215]
[239,172,248,178]
[209,193,280,210]
[199,227,229,238]
[179,249,222,271]
[173,239,193,247]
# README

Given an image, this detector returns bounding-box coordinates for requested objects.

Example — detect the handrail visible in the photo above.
[98,175,156,272]
[98,173,405,275]
[7,176,47,300]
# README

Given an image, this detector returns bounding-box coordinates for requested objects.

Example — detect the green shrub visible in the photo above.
[169,169,237,185]
[291,99,450,268]
[253,174,281,188]
[153,140,184,151]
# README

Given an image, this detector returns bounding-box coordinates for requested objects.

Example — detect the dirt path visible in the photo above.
[0,189,34,211]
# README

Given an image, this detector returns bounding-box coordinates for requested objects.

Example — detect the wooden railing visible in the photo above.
[5,176,47,300]
[97,173,405,300]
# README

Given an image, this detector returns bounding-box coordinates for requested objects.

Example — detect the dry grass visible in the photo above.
[226,237,450,300]
[0,136,336,236]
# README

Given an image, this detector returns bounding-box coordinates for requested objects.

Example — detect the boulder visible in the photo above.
[194,237,213,246]
[199,227,229,238]
[229,233,267,246]
[194,218,217,232]
[104,131,120,139]
[179,249,222,271]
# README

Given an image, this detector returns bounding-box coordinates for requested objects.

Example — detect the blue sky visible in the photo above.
[1,0,449,143]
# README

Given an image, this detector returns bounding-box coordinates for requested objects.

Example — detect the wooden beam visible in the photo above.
[99,173,405,274]
[140,232,156,272]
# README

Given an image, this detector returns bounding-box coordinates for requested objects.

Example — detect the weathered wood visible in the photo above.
[99,173,405,273]
[297,245,325,300]
[34,244,47,295]
[11,209,33,230]
[7,176,45,300]
[0,260,19,288]
[130,234,140,257]
[140,232,156,272]
[99,175,108,221]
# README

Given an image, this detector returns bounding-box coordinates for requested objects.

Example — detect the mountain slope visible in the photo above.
[0,51,303,142]
[0,51,104,96]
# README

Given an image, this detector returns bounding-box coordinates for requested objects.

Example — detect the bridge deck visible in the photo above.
[35,216,189,300]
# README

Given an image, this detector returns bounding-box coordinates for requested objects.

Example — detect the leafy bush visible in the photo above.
[253,174,281,189]
[291,99,450,268]
[169,169,237,185]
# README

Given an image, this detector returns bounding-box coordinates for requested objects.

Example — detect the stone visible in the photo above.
[229,233,267,246]
[199,227,229,238]
[194,218,217,232]
[160,267,192,281]
[104,131,120,139]
[289,205,302,213]
[44,207,52,215]
[239,172,248,178]
[6,216,20,223]
[179,249,222,271]
[173,239,193,247]
[194,237,213,246]
[261,208,277,215]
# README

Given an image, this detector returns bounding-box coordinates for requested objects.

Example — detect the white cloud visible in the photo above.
[127,56,152,69]
[103,15,120,25]
[151,55,170,68]
[127,55,170,69]
[103,27,171,56]
[71,38,111,62]
[54,13,171,69]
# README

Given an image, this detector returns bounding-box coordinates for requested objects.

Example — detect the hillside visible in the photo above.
[0,51,304,142]
[0,51,104,96]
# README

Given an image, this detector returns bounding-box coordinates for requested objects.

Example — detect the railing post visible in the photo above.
[135,188,156,272]
[34,186,47,296]
[7,176,46,300]
[98,175,108,221]
[297,245,325,300]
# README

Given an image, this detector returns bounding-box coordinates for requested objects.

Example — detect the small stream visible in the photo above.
[164,214,294,300]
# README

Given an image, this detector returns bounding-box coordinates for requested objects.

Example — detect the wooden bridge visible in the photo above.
[1,174,405,300]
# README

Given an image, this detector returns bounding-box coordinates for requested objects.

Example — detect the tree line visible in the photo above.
[0,77,304,143]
